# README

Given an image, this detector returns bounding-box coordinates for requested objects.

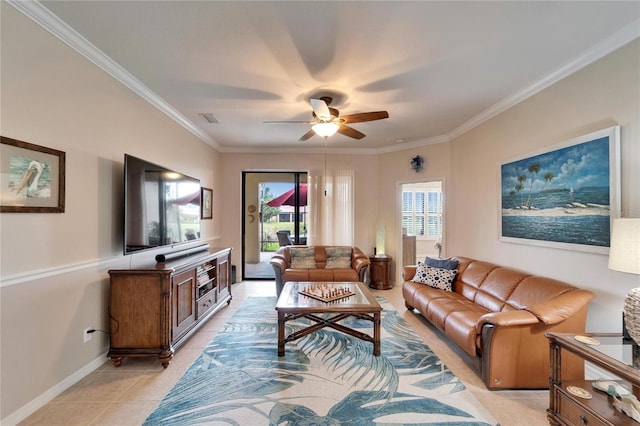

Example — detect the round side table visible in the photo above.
[369,255,392,290]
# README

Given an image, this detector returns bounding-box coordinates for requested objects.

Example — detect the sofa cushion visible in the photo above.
[425,257,459,270]
[412,262,457,291]
[283,269,310,282]
[331,269,360,282]
[325,247,352,269]
[289,247,316,269]
[405,281,455,316]
[308,269,337,281]
[427,293,481,331]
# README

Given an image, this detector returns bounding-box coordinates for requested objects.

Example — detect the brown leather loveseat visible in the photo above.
[271,246,370,296]
[403,256,594,390]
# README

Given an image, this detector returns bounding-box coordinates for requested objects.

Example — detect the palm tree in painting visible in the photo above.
[525,162,540,208]
[516,175,527,207]
[509,190,517,208]
[533,172,555,206]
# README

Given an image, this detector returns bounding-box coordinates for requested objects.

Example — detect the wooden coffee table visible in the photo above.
[275,281,382,357]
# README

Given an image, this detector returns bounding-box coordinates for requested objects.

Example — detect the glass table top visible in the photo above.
[276,282,379,310]
[584,335,638,368]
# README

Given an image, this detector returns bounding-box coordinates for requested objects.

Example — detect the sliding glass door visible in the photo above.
[242,172,307,280]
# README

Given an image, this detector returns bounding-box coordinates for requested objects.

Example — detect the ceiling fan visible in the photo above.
[265,96,389,141]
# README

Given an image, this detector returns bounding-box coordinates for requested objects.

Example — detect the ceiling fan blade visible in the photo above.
[341,111,389,124]
[338,124,365,140]
[310,98,331,121]
[299,129,316,141]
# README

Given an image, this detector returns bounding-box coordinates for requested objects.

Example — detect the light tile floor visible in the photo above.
[19,281,548,425]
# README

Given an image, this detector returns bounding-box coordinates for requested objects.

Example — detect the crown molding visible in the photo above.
[447,18,640,143]
[7,0,222,150]
[218,145,379,155]
[376,134,451,154]
[10,1,639,156]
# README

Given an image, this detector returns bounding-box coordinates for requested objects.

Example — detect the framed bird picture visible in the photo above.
[201,187,213,220]
[0,136,65,213]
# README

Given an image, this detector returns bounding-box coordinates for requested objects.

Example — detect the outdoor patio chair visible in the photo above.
[277,230,293,247]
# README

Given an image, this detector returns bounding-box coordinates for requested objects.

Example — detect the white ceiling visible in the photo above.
[13,1,640,152]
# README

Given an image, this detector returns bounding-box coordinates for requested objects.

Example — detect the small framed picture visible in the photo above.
[1,136,66,213]
[201,187,212,220]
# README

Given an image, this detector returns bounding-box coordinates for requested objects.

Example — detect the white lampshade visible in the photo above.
[609,218,640,275]
[312,122,339,138]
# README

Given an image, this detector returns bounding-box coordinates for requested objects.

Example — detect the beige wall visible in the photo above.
[1,6,222,421]
[446,40,639,331]
[377,142,452,283]
[374,43,639,329]
[2,2,639,423]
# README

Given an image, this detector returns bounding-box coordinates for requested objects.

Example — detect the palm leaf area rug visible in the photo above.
[144,296,498,425]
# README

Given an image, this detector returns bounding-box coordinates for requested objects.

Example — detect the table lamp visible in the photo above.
[375,221,386,256]
[610,218,640,344]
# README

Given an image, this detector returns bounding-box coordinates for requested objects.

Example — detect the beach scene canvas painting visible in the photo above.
[500,127,619,252]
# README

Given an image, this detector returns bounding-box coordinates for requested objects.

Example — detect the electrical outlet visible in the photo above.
[83,327,93,343]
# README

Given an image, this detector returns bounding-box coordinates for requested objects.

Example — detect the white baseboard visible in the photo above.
[1,352,108,426]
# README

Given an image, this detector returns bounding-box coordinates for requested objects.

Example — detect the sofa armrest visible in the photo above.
[351,247,370,276]
[403,266,417,281]
[476,310,540,334]
[352,257,369,273]
[270,256,288,274]
[525,290,595,325]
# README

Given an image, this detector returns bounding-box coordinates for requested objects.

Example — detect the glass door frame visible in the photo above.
[242,171,307,280]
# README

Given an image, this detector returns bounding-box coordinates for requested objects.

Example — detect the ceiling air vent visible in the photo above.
[198,113,219,124]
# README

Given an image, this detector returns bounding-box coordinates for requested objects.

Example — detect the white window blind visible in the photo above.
[402,189,442,238]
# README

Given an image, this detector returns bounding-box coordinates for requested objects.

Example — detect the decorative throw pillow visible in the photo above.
[326,247,352,258]
[289,247,316,269]
[411,262,430,284]
[325,247,352,269]
[425,256,459,270]
[411,262,457,291]
[326,256,352,269]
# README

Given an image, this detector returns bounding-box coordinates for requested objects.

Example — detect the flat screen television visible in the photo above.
[124,154,201,255]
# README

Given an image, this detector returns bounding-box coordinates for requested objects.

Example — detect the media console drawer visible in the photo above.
[197,292,217,318]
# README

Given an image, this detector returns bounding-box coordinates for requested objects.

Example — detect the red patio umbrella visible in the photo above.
[266,183,307,207]
[267,184,308,241]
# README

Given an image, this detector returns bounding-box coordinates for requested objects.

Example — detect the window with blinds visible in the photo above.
[402,190,442,238]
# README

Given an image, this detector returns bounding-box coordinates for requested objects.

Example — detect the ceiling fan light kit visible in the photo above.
[265,96,389,141]
[312,122,340,138]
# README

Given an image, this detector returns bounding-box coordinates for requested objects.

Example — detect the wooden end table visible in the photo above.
[275,281,382,357]
[546,332,640,425]
[369,255,392,289]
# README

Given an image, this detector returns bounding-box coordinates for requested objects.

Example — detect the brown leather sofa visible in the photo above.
[403,256,594,390]
[271,246,370,296]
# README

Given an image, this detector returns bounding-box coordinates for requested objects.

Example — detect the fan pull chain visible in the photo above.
[324,137,328,196]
